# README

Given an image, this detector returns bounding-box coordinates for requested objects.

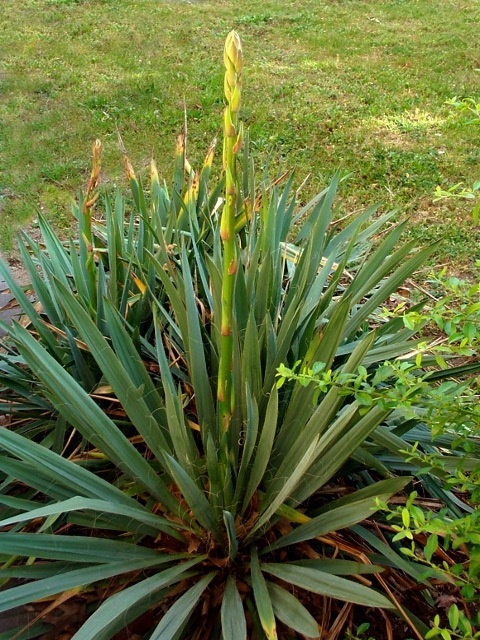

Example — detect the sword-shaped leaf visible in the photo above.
[0,533,166,563]
[248,437,318,538]
[221,576,247,640]
[343,243,440,338]
[103,302,167,423]
[241,386,278,514]
[0,622,52,639]
[250,547,277,640]
[0,428,154,510]
[266,581,320,638]
[262,562,393,609]
[266,479,409,553]
[50,279,173,460]
[0,496,184,540]
[163,453,222,541]
[71,558,205,640]
[0,557,174,613]
[149,572,216,640]
[7,323,179,511]
[181,243,216,432]
[292,405,391,504]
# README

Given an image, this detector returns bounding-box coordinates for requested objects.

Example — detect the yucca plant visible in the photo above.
[0,32,471,639]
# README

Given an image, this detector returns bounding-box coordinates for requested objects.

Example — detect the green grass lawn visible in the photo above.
[1,0,479,271]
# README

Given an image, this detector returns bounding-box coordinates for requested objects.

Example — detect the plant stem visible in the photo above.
[80,139,102,303]
[218,31,243,432]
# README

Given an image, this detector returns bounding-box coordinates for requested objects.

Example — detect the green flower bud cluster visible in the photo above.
[223,31,243,108]
[223,31,244,160]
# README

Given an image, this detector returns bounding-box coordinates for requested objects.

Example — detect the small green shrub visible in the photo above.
[425,606,480,640]
[278,272,480,636]
[434,97,480,223]
[0,32,478,640]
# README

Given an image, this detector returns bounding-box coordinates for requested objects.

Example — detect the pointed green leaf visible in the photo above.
[266,495,391,553]
[241,386,278,514]
[0,562,95,580]
[312,477,411,515]
[346,221,409,301]
[0,557,173,614]
[344,242,440,338]
[9,314,179,512]
[103,302,166,420]
[242,310,262,397]
[149,573,216,640]
[181,244,216,431]
[250,437,318,537]
[50,279,173,459]
[250,547,277,640]
[262,562,393,608]
[71,558,205,640]
[163,453,221,541]
[0,622,52,639]
[0,428,159,511]
[289,559,384,575]
[325,207,394,260]
[221,576,247,640]
[0,497,185,539]
[153,311,200,477]
[223,511,239,560]
[18,239,63,325]
[0,260,59,352]
[233,388,259,510]
[267,581,320,638]
[147,250,189,344]
[292,405,391,504]
[0,533,164,563]
[352,525,432,583]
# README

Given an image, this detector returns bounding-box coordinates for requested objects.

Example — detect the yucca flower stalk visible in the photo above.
[218,30,243,431]
[82,139,102,232]
[79,139,102,302]
[2,31,478,640]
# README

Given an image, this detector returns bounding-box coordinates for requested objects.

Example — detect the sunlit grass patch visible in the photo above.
[371,109,449,135]
[1,0,479,271]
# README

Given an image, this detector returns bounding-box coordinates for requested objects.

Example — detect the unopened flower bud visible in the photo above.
[222,139,227,169]
[224,107,236,137]
[225,68,236,92]
[230,84,241,113]
[233,122,244,154]
[224,31,243,74]
[225,167,235,194]
[87,139,102,195]
[123,156,136,181]
[224,75,232,102]
[92,139,102,166]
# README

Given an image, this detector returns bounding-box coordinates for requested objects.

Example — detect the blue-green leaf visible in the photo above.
[71,557,205,640]
[221,576,247,640]
[0,557,175,613]
[0,496,184,539]
[149,573,216,640]
[262,562,393,609]
[267,581,319,638]
[163,453,221,541]
[250,547,277,640]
